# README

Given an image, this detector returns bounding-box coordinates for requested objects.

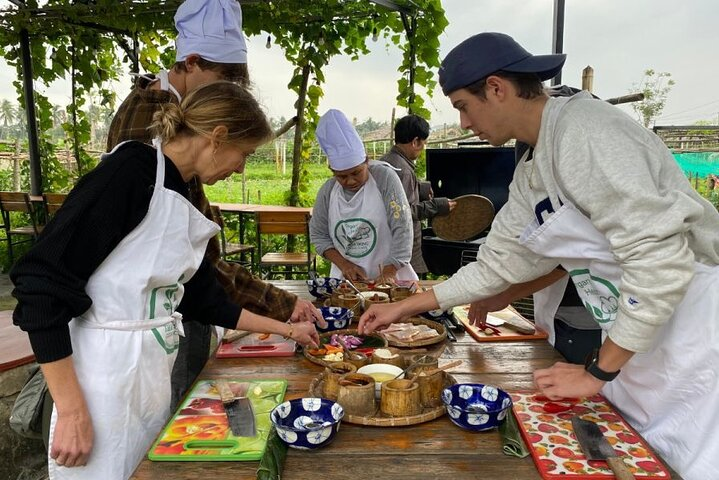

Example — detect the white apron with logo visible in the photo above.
[48,139,220,480]
[520,202,719,480]
[327,173,417,281]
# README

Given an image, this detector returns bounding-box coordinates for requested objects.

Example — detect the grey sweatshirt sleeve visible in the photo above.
[432,173,560,309]
[553,105,701,352]
[309,179,336,257]
[369,162,414,269]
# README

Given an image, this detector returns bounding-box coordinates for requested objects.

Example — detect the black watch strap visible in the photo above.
[584,348,620,382]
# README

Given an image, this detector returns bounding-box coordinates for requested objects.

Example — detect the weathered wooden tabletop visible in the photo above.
[130,281,680,480]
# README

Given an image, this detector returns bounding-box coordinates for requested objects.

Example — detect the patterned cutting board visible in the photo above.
[512,392,671,479]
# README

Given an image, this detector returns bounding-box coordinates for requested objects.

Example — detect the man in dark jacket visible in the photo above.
[380,115,455,275]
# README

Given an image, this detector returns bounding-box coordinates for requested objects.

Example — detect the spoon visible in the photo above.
[416,360,463,378]
[391,354,432,381]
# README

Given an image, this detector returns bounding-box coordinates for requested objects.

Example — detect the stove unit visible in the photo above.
[422,146,517,276]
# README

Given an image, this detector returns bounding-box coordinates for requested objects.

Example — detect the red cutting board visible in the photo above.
[454,306,548,342]
[511,392,671,479]
[216,333,296,358]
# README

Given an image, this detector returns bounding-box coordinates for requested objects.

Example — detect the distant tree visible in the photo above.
[631,69,675,128]
[355,117,387,136]
[0,99,13,139]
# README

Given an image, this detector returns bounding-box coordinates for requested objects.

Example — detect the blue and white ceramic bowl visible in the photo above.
[317,306,353,332]
[441,384,512,432]
[306,277,342,298]
[270,398,344,450]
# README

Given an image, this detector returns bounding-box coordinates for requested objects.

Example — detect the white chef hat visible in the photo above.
[174,0,247,64]
[316,109,366,171]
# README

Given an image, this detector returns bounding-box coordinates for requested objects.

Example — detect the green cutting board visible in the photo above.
[148,379,287,461]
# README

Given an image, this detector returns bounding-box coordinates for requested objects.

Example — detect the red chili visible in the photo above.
[542,402,573,414]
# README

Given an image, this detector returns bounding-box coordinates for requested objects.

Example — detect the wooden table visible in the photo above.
[211,203,313,252]
[131,281,680,480]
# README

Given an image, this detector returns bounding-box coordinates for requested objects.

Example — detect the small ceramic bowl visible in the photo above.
[357,363,404,398]
[307,277,342,299]
[441,383,512,432]
[317,306,353,332]
[270,397,344,450]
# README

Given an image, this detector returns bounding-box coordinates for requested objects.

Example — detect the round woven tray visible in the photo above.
[309,372,456,426]
[381,317,447,348]
[431,194,495,241]
[303,329,388,367]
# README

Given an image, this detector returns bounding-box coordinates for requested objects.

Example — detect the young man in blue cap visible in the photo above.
[359,32,719,480]
[380,114,455,276]
[106,0,323,411]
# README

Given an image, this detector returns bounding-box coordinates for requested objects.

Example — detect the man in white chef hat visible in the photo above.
[309,109,418,284]
[106,0,324,413]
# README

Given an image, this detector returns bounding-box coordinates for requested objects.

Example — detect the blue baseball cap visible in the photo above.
[439,32,566,95]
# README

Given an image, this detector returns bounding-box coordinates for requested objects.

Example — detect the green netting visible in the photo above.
[673,152,719,178]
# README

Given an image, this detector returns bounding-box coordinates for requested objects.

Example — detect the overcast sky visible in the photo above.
[1,0,718,128]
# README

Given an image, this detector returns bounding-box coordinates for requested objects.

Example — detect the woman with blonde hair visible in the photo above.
[11,81,321,480]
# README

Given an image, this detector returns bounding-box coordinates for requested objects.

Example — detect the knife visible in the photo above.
[571,416,635,480]
[216,380,256,437]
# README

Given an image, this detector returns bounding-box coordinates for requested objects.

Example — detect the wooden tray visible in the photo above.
[454,306,548,342]
[381,317,447,348]
[303,329,388,367]
[309,372,456,427]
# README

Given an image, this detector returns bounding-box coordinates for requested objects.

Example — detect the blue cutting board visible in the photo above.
[148,379,287,461]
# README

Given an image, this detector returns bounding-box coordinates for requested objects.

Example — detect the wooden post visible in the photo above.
[242,171,247,203]
[13,138,21,191]
[582,66,594,92]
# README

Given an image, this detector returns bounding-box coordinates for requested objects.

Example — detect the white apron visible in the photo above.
[520,202,719,480]
[327,173,417,281]
[49,139,220,480]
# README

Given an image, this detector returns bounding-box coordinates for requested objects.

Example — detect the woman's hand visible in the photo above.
[288,320,320,349]
[533,362,605,400]
[339,261,368,282]
[50,402,94,468]
[289,298,328,329]
[376,264,398,285]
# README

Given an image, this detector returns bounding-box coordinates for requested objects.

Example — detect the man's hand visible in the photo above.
[50,404,94,468]
[358,302,404,335]
[289,298,328,329]
[533,362,605,400]
[467,293,511,328]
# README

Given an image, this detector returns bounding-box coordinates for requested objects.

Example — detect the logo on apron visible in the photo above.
[334,218,377,258]
[148,276,184,353]
[569,269,620,324]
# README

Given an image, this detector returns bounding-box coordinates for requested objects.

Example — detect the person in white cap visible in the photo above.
[358,32,719,480]
[310,109,417,283]
[105,0,324,412]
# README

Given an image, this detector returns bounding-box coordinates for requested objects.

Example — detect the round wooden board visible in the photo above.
[381,317,448,348]
[303,329,388,367]
[309,372,457,427]
[431,194,494,241]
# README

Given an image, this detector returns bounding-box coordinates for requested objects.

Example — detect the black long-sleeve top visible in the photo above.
[11,142,241,363]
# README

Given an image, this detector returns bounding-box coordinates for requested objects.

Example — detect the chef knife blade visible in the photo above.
[571,416,635,480]
[217,380,256,437]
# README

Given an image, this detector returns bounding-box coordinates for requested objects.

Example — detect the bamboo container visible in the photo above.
[413,371,445,408]
[322,362,357,400]
[371,347,404,368]
[336,373,376,416]
[390,286,412,302]
[345,351,369,369]
[374,283,393,297]
[380,379,421,416]
[406,354,438,374]
[362,291,390,310]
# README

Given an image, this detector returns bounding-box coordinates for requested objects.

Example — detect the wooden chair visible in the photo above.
[0,191,43,265]
[255,210,316,279]
[209,205,255,268]
[42,192,68,219]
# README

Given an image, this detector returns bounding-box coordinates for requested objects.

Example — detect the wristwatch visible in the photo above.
[584,348,620,382]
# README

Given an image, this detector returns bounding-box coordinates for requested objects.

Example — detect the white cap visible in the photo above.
[174,0,247,64]
[316,109,366,171]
